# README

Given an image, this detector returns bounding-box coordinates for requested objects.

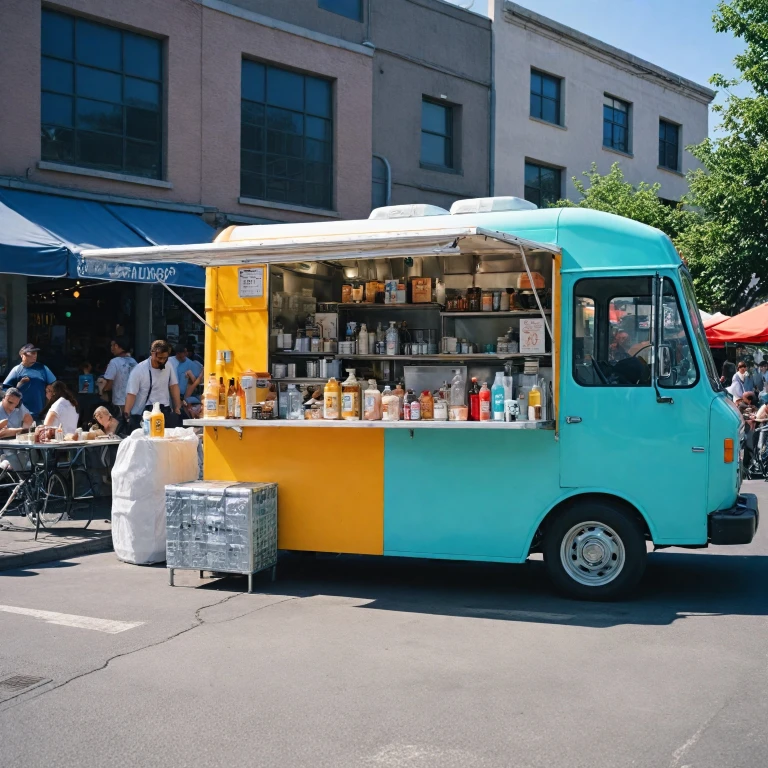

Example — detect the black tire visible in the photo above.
[38,472,70,527]
[543,500,647,601]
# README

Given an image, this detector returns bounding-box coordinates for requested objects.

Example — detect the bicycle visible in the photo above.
[0,458,70,533]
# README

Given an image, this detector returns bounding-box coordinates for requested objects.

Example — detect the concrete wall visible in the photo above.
[490,0,714,203]
[0,0,373,223]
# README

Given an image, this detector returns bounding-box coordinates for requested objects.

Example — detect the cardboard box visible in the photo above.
[409,277,433,303]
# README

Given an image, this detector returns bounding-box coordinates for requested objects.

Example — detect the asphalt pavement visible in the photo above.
[1,482,767,768]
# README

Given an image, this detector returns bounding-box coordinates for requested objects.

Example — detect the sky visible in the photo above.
[444,0,747,137]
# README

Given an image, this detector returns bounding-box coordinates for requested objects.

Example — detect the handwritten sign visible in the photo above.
[520,317,546,354]
[238,267,264,299]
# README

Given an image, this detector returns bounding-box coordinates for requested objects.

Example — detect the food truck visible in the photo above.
[83,197,758,599]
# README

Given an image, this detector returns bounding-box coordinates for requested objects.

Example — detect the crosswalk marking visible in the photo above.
[0,604,143,634]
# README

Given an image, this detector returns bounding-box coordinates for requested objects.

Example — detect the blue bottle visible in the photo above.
[491,372,505,421]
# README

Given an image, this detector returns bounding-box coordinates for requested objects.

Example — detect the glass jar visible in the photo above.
[482,291,493,312]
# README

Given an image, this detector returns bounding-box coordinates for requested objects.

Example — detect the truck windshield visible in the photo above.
[679,267,721,392]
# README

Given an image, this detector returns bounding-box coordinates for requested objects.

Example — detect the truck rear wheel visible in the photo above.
[543,500,647,600]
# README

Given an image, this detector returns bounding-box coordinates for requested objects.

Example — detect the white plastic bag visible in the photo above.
[111,428,199,564]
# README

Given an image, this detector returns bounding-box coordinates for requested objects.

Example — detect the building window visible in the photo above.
[241,59,333,210]
[421,99,453,170]
[318,0,363,21]
[603,95,630,154]
[40,9,163,179]
[659,120,680,171]
[530,70,561,125]
[524,162,561,208]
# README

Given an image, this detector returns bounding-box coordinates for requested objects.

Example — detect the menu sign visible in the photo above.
[238,267,264,298]
[520,317,546,354]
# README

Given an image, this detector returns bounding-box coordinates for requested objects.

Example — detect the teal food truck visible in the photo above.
[83,198,758,600]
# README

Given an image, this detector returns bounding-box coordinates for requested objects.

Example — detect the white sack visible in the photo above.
[111,428,199,564]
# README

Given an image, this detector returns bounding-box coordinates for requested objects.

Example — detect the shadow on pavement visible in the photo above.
[1,560,80,577]
[195,549,768,628]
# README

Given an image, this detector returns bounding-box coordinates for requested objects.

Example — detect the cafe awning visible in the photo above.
[0,189,212,288]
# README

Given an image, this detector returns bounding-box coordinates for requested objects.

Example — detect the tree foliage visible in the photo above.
[681,0,768,313]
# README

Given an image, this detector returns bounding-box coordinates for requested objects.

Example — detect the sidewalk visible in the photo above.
[0,501,113,571]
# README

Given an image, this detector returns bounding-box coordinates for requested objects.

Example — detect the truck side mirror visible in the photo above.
[658,345,672,379]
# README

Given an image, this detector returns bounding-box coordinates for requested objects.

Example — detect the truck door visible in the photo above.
[559,273,710,544]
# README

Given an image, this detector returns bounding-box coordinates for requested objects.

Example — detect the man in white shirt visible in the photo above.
[123,340,182,429]
[103,335,137,410]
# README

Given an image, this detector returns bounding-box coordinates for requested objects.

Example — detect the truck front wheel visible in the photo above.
[543,501,647,600]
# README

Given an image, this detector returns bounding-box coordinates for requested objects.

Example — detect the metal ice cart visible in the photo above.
[165,480,277,592]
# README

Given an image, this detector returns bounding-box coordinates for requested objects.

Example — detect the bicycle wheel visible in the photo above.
[0,468,26,519]
[38,472,70,527]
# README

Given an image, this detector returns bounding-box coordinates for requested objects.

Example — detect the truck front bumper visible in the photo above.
[708,493,759,545]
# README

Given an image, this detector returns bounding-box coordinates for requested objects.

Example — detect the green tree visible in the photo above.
[681,0,768,313]
[554,162,697,239]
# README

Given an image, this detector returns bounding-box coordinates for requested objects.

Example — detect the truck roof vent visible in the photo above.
[369,204,450,220]
[450,196,538,215]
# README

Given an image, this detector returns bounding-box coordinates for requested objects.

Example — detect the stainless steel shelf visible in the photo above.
[273,378,326,383]
[337,303,441,310]
[335,353,551,362]
[272,351,328,357]
[440,310,552,317]
[186,418,556,431]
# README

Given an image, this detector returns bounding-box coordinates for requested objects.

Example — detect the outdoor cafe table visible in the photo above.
[0,437,120,539]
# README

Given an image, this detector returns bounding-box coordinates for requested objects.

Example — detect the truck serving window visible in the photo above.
[573,276,698,388]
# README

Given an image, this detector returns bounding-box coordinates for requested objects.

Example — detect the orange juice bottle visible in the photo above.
[217,376,226,417]
[323,378,341,420]
[149,402,165,438]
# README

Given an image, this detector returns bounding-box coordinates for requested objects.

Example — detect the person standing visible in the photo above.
[168,344,203,400]
[103,336,137,415]
[123,340,182,430]
[3,344,56,421]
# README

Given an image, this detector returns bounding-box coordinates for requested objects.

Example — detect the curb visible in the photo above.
[0,533,113,572]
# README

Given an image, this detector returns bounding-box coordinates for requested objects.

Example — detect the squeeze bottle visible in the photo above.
[478,382,491,422]
[491,372,505,421]
[149,402,165,438]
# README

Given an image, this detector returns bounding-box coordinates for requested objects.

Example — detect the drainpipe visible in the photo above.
[488,13,495,196]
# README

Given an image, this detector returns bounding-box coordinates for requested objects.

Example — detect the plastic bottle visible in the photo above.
[226,378,236,418]
[433,397,448,421]
[381,385,397,421]
[393,382,405,418]
[358,324,369,358]
[385,321,400,356]
[218,376,226,417]
[364,379,382,420]
[142,408,152,436]
[528,384,542,421]
[149,402,165,438]
[491,372,505,421]
[204,374,219,418]
[468,377,480,421]
[235,379,244,419]
[56,423,64,442]
[324,377,341,420]
[286,384,303,420]
[404,389,420,421]
[419,390,434,420]
[479,382,491,422]
[341,369,361,420]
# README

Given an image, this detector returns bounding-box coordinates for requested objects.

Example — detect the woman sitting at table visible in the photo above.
[42,381,79,436]
[92,406,120,436]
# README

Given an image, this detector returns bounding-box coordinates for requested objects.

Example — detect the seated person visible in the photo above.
[43,381,80,435]
[0,386,35,438]
[93,406,120,436]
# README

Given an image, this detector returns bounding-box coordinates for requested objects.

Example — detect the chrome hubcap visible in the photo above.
[560,520,626,587]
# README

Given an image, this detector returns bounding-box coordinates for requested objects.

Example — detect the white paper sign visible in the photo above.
[238,267,264,298]
[520,317,546,354]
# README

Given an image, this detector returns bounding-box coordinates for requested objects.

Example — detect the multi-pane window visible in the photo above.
[530,70,561,125]
[659,120,680,171]
[241,60,333,210]
[603,95,630,153]
[318,0,363,20]
[524,162,561,208]
[421,99,453,169]
[40,10,163,179]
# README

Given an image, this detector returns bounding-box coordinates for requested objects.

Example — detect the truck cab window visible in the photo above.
[573,277,653,387]
[658,281,698,388]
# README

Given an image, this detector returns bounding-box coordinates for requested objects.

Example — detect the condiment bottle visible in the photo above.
[393,382,405,419]
[323,377,341,420]
[341,369,361,420]
[56,423,64,442]
[358,324,369,357]
[419,390,434,420]
[218,376,227,417]
[149,402,165,438]
[364,379,382,421]
[528,384,541,421]
[468,377,480,421]
[405,389,420,421]
[479,382,491,422]
[491,372,505,421]
[226,378,236,418]
[235,379,245,419]
[286,384,303,420]
[381,385,400,421]
[433,396,448,421]
[204,374,219,418]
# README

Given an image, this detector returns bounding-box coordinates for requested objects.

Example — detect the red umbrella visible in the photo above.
[706,304,768,347]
